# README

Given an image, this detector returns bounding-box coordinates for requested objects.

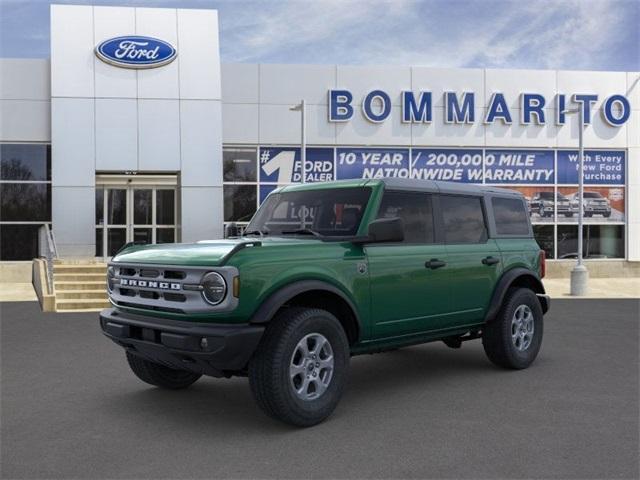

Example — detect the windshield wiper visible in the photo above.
[243,229,269,237]
[281,228,323,238]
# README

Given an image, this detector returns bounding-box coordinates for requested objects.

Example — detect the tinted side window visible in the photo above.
[376,191,434,243]
[441,195,487,244]
[492,197,530,235]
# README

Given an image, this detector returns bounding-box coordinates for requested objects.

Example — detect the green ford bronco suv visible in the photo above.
[100,179,549,427]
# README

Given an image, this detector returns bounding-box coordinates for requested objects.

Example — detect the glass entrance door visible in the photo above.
[96,185,177,258]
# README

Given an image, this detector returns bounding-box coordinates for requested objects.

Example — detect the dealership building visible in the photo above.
[1,4,639,271]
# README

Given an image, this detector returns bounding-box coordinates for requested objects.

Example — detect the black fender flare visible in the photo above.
[248,280,362,339]
[484,268,548,323]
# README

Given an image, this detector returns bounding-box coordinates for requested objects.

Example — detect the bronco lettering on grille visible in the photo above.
[120,278,181,290]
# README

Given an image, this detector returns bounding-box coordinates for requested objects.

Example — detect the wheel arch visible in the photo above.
[484,268,548,323]
[249,280,362,345]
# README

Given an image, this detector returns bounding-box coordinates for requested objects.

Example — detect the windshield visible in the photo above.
[538,192,567,200]
[584,192,603,198]
[245,187,372,237]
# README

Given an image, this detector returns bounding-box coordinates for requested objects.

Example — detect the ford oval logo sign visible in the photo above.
[95,36,177,69]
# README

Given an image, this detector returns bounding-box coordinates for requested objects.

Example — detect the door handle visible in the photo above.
[425,259,446,269]
[482,256,500,266]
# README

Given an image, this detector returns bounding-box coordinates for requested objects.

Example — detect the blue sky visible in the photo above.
[0,0,638,70]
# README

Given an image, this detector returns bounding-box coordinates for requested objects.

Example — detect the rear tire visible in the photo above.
[126,351,202,389]
[482,288,543,369]
[249,307,350,427]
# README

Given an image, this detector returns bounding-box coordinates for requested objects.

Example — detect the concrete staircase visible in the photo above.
[53,261,110,312]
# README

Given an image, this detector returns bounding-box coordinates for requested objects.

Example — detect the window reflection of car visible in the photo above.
[568,191,612,218]
[529,192,576,218]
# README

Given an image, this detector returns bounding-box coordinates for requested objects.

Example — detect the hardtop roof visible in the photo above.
[379,178,522,196]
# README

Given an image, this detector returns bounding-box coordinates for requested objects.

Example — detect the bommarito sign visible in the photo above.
[328,89,631,127]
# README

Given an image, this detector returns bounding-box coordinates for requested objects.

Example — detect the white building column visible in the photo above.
[626,72,640,261]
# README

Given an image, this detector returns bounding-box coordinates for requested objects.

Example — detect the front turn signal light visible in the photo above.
[233,276,240,297]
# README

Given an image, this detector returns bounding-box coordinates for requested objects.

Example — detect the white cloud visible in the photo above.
[218,0,637,71]
[0,0,636,70]
[469,0,627,70]
[219,0,415,62]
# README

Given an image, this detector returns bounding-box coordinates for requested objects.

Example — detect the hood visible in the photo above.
[112,237,322,266]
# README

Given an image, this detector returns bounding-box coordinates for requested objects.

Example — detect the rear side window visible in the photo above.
[441,195,487,244]
[492,197,530,235]
[376,191,435,243]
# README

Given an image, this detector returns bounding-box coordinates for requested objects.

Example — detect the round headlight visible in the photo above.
[107,266,115,293]
[201,272,227,305]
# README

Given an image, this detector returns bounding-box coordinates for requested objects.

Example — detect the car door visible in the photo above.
[365,191,451,339]
[438,194,502,327]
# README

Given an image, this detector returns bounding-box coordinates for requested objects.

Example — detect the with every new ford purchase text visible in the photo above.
[100,179,550,426]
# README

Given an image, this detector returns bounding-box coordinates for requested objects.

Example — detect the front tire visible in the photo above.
[482,288,543,369]
[126,351,202,389]
[249,307,350,427]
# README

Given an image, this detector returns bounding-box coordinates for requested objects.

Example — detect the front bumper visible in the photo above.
[585,206,611,214]
[100,308,264,377]
[557,205,574,214]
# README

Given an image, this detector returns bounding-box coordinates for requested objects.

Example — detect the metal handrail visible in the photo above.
[48,225,58,259]
[38,224,58,293]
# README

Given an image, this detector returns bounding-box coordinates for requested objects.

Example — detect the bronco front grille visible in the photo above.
[113,266,189,304]
[108,262,239,314]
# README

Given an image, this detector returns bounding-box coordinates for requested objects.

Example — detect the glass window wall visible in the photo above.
[0,144,51,260]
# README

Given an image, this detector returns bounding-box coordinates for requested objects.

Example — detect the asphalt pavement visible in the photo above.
[1,300,638,479]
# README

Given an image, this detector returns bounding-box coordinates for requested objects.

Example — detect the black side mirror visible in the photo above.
[366,217,404,243]
[225,223,239,238]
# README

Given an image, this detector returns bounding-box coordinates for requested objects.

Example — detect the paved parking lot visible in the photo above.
[1,300,638,479]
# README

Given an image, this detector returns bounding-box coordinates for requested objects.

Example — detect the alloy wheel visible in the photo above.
[289,333,334,400]
[511,304,534,351]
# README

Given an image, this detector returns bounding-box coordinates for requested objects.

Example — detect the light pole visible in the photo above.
[289,100,306,183]
[563,104,589,295]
